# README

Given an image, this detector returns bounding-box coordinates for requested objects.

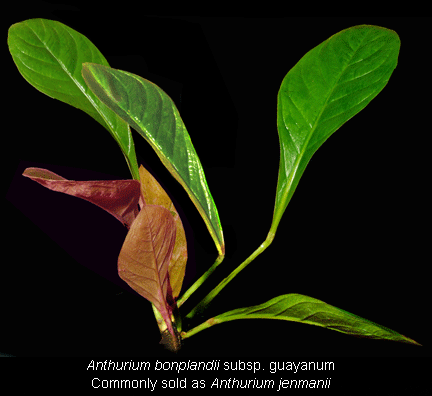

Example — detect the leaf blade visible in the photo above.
[22,167,140,228]
[8,18,139,180]
[118,205,177,338]
[215,294,420,345]
[271,25,400,234]
[82,63,225,256]
[139,164,187,298]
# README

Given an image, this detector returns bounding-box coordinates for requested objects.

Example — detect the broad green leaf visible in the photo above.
[271,25,400,236]
[214,294,420,345]
[139,164,188,298]
[118,204,177,341]
[8,18,139,180]
[82,63,225,256]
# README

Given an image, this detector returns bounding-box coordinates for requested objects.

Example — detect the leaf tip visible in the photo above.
[403,336,422,347]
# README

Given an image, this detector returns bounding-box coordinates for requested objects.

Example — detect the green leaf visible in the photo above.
[270,25,400,236]
[8,18,140,180]
[82,63,225,256]
[214,294,420,345]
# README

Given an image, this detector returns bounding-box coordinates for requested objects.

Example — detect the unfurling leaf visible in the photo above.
[81,63,224,257]
[23,167,140,228]
[118,204,177,340]
[8,18,139,180]
[270,25,400,236]
[214,294,420,345]
[139,165,187,298]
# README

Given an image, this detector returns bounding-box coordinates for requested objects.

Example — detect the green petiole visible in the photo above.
[177,253,224,308]
[183,231,275,320]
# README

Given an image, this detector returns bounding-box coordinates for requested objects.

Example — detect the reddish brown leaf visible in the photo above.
[23,167,141,228]
[139,165,187,298]
[118,204,177,338]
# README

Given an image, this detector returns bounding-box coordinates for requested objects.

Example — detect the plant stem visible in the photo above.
[184,231,275,320]
[177,253,225,308]
[181,317,221,340]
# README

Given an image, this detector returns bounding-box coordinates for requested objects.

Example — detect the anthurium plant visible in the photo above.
[8,18,420,352]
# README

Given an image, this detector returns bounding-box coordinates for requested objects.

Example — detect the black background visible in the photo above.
[4,5,430,369]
